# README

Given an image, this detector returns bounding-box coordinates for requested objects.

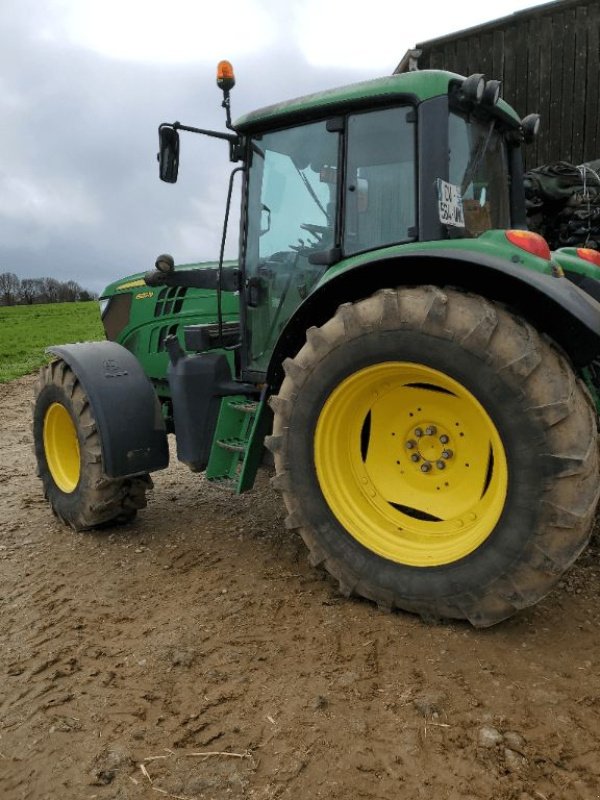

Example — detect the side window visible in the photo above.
[344,107,416,255]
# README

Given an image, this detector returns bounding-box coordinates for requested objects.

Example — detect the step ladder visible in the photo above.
[205,395,270,493]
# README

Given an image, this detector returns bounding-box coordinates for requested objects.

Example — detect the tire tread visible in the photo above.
[267,286,599,627]
[33,360,151,532]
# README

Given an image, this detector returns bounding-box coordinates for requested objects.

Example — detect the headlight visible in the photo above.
[99,298,110,318]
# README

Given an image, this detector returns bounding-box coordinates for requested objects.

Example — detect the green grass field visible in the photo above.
[0,302,104,383]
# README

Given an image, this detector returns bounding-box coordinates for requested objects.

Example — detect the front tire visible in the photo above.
[33,359,151,531]
[267,287,599,626]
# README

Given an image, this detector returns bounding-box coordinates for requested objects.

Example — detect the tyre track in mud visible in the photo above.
[1,374,600,800]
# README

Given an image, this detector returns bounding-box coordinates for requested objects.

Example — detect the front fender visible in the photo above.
[48,341,169,478]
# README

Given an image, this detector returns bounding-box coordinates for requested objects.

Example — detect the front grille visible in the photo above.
[154,286,187,317]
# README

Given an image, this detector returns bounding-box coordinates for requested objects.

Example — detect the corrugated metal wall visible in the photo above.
[396,0,599,170]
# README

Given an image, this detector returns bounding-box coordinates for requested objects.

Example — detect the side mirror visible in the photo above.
[158,125,180,183]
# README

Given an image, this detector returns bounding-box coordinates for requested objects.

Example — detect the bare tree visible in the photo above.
[42,277,61,304]
[1,272,96,305]
[61,280,82,302]
[79,289,97,301]
[19,278,40,304]
[0,272,21,306]
[30,278,46,303]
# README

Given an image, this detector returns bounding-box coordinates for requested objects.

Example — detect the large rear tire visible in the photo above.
[33,358,151,531]
[267,287,600,626]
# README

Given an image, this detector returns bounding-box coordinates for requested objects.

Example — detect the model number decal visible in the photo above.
[436,179,465,228]
[135,291,154,300]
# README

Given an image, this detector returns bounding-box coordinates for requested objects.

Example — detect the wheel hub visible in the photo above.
[406,424,455,473]
[314,361,508,567]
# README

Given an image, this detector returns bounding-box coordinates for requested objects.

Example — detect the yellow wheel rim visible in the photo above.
[314,362,508,567]
[43,402,81,493]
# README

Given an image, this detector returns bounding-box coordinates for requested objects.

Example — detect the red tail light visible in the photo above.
[576,247,600,267]
[505,230,551,260]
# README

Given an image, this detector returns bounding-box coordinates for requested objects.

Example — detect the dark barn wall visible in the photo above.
[396,0,599,170]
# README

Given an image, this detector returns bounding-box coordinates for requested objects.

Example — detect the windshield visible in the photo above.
[244,120,339,372]
[448,112,511,236]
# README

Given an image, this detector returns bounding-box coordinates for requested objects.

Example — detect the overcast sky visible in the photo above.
[1,0,542,294]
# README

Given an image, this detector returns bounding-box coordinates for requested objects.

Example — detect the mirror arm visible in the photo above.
[171,120,238,144]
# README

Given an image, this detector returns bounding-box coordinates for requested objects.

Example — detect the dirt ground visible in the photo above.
[1,374,600,800]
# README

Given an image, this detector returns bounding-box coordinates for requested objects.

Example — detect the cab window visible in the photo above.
[344,107,416,255]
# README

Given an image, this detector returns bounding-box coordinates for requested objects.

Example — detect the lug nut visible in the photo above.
[414,427,423,438]
[420,462,432,473]
[406,440,416,450]
[442,449,453,459]
[439,434,449,444]
[425,425,437,436]
[436,460,446,470]
[411,453,421,463]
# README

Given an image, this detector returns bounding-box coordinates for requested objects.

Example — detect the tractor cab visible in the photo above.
[155,67,539,381]
[234,74,527,375]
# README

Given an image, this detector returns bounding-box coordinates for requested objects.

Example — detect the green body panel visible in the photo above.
[315,230,555,290]
[551,250,600,412]
[100,261,240,395]
[234,70,520,132]
[553,248,600,280]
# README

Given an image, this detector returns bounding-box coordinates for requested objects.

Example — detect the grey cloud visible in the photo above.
[0,3,382,294]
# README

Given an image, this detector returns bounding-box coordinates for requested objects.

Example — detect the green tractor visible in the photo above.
[34,64,600,627]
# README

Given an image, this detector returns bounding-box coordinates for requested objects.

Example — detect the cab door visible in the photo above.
[242,120,340,376]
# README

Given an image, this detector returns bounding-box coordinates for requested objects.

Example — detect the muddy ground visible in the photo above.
[1,373,600,800]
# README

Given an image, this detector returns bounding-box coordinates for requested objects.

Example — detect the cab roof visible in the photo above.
[234,70,520,133]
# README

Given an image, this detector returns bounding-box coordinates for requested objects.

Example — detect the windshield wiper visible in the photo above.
[460,120,496,197]
[294,164,328,220]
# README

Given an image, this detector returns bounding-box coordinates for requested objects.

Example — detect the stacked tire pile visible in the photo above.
[525,160,600,250]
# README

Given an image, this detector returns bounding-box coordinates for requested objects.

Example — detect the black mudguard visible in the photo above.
[48,341,169,478]
[564,269,600,305]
